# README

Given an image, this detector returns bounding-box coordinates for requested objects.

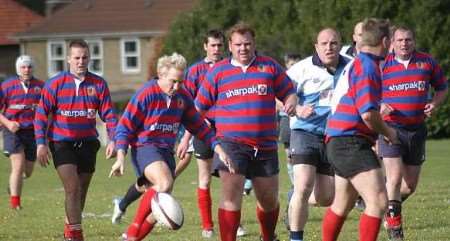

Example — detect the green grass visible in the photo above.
[1,140,449,241]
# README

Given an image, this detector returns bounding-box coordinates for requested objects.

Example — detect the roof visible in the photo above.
[15,0,197,40]
[0,0,43,45]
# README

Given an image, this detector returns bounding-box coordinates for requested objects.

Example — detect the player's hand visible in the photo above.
[296,104,314,119]
[36,144,50,167]
[105,141,116,159]
[283,101,296,117]
[176,138,189,159]
[214,144,235,174]
[6,121,20,133]
[424,102,436,118]
[109,150,125,177]
[380,103,394,116]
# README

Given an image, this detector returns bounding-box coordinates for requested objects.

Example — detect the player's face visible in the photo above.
[18,65,33,81]
[68,46,90,77]
[229,32,256,65]
[158,67,184,96]
[315,29,341,67]
[204,37,224,63]
[393,30,415,60]
[353,22,363,50]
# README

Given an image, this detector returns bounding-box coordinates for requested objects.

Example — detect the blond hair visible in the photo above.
[360,18,390,47]
[157,52,187,75]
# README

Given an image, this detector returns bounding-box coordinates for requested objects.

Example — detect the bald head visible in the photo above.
[315,28,341,68]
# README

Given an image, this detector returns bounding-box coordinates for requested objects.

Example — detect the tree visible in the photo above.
[163,0,450,138]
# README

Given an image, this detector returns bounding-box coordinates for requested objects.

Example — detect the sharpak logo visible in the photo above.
[388,81,426,91]
[226,84,268,98]
[149,122,180,134]
[60,109,97,119]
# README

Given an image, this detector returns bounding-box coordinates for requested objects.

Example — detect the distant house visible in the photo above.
[0,0,43,81]
[14,0,196,101]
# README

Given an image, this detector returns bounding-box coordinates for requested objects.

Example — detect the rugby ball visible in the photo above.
[151,192,184,230]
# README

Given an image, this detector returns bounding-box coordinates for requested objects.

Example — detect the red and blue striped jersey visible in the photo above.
[0,76,44,129]
[185,58,215,121]
[195,55,295,150]
[115,79,218,152]
[34,71,117,145]
[382,51,448,129]
[184,59,212,99]
[327,52,384,142]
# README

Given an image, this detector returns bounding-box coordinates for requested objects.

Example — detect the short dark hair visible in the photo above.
[227,22,255,41]
[392,25,416,40]
[204,29,225,44]
[68,39,89,50]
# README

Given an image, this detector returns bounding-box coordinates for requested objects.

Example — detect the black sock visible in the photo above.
[388,200,402,217]
[119,183,143,212]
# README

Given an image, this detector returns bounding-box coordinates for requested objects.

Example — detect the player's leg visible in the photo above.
[400,165,421,201]
[253,175,279,241]
[77,139,101,213]
[351,168,387,241]
[289,164,316,241]
[194,137,215,236]
[9,152,26,209]
[112,182,144,224]
[22,129,37,178]
[218,170,246,241]
[308,141,334,207]
[126,146,175,240]
[322,175,358,241]
[379,130,405,240]
[50,141,85,240]
[251,149,280,241]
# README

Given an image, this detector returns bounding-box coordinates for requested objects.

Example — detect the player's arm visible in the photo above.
[34,84,55,167]
[424,88,448,117]
[97,82,119,158]
[361,110,398,144]
[110,94,144,177]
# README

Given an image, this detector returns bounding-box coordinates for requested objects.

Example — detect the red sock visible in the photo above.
[10,195,20,208]
[359,213,381,241]
[322,208,345,241]
[198,187,213,230]
[66,223,83,240]
[127,188,156,238]
[218,208,241,241]
[385,213,402,228]
[256,205,279,241]
[64,223,70,238]
[136,219,155,241]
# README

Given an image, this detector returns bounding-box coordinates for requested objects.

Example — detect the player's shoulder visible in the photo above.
[1,76,19,87]
[86,71,107,85]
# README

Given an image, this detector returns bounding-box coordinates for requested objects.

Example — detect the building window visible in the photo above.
[86,40,103,76]
[121,38,140,73]
[47,41,66,77]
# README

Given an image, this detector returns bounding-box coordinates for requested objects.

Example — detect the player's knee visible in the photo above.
[153,179,173,193]
[316,192,334,206]
[293,184,314,202]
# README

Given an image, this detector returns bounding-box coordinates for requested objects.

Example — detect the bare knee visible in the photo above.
[293,182,314,203]
[198,173,211,189]
[153,179,173,193]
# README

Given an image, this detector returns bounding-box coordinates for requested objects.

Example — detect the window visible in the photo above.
[121,38,140,73]
[86,40,103,76]
[47,41,66,77]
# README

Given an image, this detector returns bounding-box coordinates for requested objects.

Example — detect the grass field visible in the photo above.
[0,139,449,241]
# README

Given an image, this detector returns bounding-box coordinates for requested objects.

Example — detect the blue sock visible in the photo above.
[290,230,303,241]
